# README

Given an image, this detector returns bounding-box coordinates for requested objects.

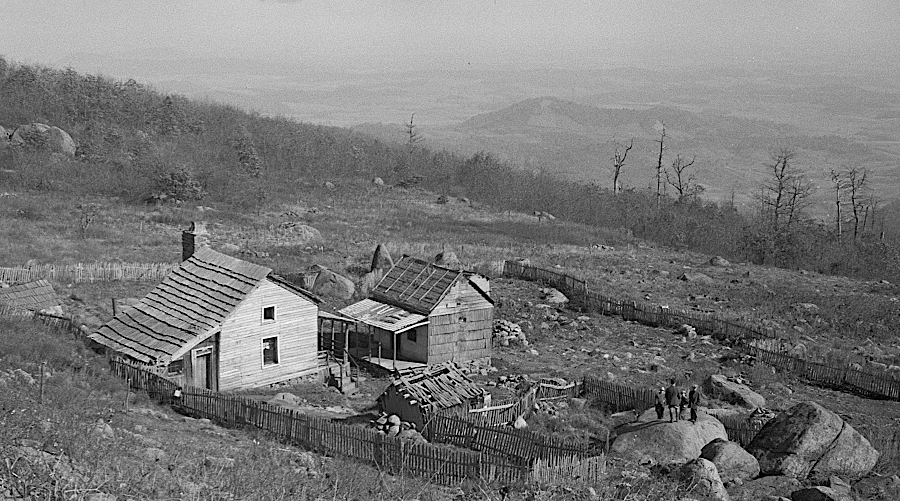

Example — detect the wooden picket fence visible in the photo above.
[0,305,86,340]
[0,262,175,284]
[501,260,900,402]
[109,360,605,486]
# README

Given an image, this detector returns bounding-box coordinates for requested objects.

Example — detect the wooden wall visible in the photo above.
[183,334,219,391]
[218,279,319,390]
[428,280,493,364]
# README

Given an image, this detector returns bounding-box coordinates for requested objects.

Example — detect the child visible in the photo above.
[679,390,689,421]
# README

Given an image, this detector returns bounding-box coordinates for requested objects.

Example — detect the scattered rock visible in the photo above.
[701,438,760,483]
[747,401,879,480]
[371,244,394,271]
[271,392,303,406]
[793,303,820,314]
[513,415,528,429]
[142,447,167,462]
[676,458,730,501]
[371,177,384,186]
[324,181,335,189]
[92,420,115,440]
[704,375,766,410]
[709,256,730,267]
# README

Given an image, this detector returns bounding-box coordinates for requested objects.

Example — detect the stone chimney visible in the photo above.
[182,222,209,261]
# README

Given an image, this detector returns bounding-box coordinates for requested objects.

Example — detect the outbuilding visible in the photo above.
[379,362,487,430]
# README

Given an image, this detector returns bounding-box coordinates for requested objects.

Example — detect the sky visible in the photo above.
[2,0,899,74]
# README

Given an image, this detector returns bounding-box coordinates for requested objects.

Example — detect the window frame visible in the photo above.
[262,336,280,366]
[406,329,417,342]
[262,305,276,323]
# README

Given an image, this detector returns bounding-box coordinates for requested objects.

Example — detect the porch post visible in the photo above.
[392,332,397,370]
[343,322,349,365]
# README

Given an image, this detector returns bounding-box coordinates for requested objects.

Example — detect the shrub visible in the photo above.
[149,166,206,203]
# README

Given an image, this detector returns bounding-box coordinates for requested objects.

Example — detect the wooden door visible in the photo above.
[194,353,212,389]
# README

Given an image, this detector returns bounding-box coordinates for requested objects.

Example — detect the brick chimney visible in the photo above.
[182,222,209,261]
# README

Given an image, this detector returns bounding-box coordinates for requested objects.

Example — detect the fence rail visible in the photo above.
[0,262,176,284]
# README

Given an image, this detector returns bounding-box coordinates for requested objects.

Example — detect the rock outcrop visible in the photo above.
[701,438,760,483]
[433,251,461,270]
[371,244,394,272]
[747,401,879,481]
[357,269,384,297]
[312,269,355,300]
[676,458,730,501]
[611,411,727,465]
[704,374,766,410]
[10,123,77,156]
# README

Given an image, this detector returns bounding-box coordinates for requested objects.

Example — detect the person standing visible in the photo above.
[654,387,666,420]
[664,378,679,423]
[679,390,689,421]
[689,384,701,423]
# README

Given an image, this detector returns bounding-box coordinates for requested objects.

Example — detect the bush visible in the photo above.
[149,167,206,203]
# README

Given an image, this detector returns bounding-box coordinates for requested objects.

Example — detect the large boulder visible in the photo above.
[611,411,727,465]
[312,269,355,300]
[676,458,730,501]
[790,486,853,501]
[357,269,384,297]
[704,375,766,410]
[729,476,801,501]
[272,223,322,247]
[747,402,879,481]
[10,123,77,156]
[434,251,461,270]
[701,438,760,483]
[371,244,393,272]
[853,474,900,500]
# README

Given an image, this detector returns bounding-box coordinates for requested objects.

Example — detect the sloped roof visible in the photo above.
[385,362,485,412]
[90,247,308,365]
[338,298,428,333]
[0,280,61,312]
[371,256,487,315]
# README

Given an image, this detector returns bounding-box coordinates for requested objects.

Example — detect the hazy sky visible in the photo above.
[2,0,899,73]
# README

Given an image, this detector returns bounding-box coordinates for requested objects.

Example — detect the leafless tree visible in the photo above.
[829,169,845,238]
[846,166,870,240]
[756,147,813,232]
[655,124,666,212]
[665,153,702,202]
[611,138,633,196]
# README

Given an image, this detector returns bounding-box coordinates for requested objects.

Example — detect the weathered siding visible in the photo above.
[429,280,492,317]
[183,334,219,391]
[399,324,428,363]
[427,306,492,364]
[218,279,318,390]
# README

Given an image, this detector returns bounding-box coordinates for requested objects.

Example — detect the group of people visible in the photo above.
[654,378,700,423]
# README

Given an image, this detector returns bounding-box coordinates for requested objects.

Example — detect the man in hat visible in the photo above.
[689,384,701,423]
[664,378,679,423]
[654,387,666,420]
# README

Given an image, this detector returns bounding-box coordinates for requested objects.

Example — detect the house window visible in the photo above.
[167,359,184,376]
[407,330,417,342]
[262,337,279,365]
[263,306,276,322]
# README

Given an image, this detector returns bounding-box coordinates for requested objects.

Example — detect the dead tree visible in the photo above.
[756,147,813,233]
[611,139,633,196]
[655,124,666,212]
[829,169,845,238]
[846,166,869,240]
[665,154,701,202]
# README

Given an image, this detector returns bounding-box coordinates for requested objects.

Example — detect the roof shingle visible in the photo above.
[0,280,60,312]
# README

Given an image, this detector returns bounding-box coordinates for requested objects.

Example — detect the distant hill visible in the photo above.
[354,96,898,216]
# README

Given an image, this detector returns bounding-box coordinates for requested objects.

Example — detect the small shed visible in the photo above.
[90,247,321,391]
[0,280,62,314]
[339,256,493,368]
[379,362,487,430]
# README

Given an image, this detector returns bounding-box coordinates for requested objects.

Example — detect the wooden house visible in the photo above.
[379,362,487,430]
[0,279,62,314]
[90,247,321,391]
[339,255,493,368]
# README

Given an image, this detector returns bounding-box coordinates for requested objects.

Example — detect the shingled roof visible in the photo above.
[386,362,485,412]
[370,256,490,315]
[90,247,308,365]
[0,280,61,312]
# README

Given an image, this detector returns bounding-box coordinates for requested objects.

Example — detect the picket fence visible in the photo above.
[0,262,175,284]
[0,305,85,340]
[501,261,900,402]
[109,360,605,486]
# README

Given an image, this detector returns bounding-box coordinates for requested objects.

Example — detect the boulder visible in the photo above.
[357,269,384,297]
[747,401,878,481]
[434,251,461,270]
[273,223,322,247]
[542,287,569,305]
[372,177,385,186]
[679,272,714,284]
[701,438,760,483]
[371,244,394,271]
[10,123,77,156]
[324,181,335,189]
[513,415,528,429]
[676,458,730,501]
[312,269,355,300]
[704,375,766,410]
[397,429,427,444]
[729,476,801,501]
[611,412,727,465]
[709,256,730,267]
[0,125,9,148]
[789,486,852,501]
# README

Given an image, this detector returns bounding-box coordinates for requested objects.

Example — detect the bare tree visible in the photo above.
[396,113,423,180]
[654,124,666,212]
[756,147,813,232]
[846,166,870,240]
[665,153,702,202]
[829,169,845,238]
[611,138,633,196]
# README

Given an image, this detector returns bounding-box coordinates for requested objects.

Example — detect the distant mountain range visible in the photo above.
[353,96,899,218]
